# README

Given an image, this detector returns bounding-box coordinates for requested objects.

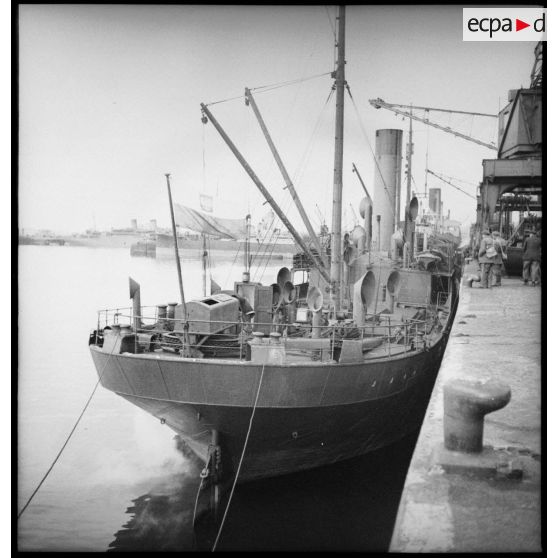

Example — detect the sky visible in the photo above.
[18,5,539,235]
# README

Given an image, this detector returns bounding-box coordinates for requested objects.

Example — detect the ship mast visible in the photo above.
[330,5,346,311]
[406,105,413,209]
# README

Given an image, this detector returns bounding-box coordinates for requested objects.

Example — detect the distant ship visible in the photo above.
[156,211,297,258]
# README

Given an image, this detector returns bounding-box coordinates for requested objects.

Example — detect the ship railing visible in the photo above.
[95,306,436,360]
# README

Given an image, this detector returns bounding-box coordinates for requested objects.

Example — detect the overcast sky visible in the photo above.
[18,5,538,235]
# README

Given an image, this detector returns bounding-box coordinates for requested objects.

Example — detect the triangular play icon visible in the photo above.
[516,19,530,31]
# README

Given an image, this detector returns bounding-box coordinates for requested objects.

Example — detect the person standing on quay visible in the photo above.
[523,230,541,286]
[491,231,506,287]
[478,229,497,288]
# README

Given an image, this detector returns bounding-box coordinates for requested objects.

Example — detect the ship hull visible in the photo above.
[90,333,448,482]
[156,233,298,257]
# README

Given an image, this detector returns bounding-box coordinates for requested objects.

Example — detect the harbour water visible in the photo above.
[18,245,419,551]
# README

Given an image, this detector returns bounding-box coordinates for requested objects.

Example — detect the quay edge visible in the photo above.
[389,262,541,553]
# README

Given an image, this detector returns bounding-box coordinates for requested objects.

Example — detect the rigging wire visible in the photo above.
[211,364,267,552]
[324,5,336,39]
[223,244,242,287]
[324,6,337,69]
[433,171,478,188]
[205,72,330,107]
[17,334,119,519]
[254,204,288,278]
[429,172,476,200]
[256,232,280,283]
[292,86,335,183]
[252,222,276,278]
[252,86,333,279]
[346,83,395,211]
[424,114,430,198]
[256,196,298,284]
[250,72,331,95]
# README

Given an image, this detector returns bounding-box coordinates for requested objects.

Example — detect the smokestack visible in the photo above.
[429,188,442,217]
[129,277,141,331]
[372,129,403,251]
[131,219,138,230]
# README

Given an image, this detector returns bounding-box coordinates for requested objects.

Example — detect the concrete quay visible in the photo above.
[390,263,542,553]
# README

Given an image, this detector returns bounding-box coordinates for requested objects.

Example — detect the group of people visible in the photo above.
[477,229,541,288]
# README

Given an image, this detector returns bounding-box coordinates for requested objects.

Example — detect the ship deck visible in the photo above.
[390,260,542,552]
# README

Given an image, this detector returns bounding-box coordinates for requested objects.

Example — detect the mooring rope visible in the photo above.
[17,334,119,519]
[211,364,266,552]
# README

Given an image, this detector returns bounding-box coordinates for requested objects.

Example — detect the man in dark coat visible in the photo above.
[523,231,541,285]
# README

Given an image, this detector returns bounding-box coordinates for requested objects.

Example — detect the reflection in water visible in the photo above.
[109,431,419,552]
[108,476,199,552]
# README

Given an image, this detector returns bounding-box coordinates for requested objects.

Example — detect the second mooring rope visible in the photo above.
[211,364,266,552]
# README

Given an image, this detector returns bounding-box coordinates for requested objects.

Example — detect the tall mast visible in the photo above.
[330,5,346,311]
[406,105,413,209]
[165,173,186,310]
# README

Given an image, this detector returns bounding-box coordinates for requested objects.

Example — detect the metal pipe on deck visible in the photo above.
[129,277,142,332]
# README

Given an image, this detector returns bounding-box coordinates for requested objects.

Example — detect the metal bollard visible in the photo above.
[252,331,264,344]
[443,378,511,453]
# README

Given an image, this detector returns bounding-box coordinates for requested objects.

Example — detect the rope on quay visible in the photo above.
[17,336,119,519]
[211,364,266,552]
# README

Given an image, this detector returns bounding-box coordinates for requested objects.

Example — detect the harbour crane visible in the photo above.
[427,169,476,200]
[369,98,498,151]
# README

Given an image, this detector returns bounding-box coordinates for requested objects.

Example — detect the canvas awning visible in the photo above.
[174,203,246,240]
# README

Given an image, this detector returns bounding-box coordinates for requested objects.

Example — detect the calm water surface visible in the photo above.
[18,245,418,552]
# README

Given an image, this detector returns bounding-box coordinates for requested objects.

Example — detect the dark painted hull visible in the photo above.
[90,333,449,482]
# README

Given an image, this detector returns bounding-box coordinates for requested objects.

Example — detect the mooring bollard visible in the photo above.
[443,378,511,453]
[464,274,481,288]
